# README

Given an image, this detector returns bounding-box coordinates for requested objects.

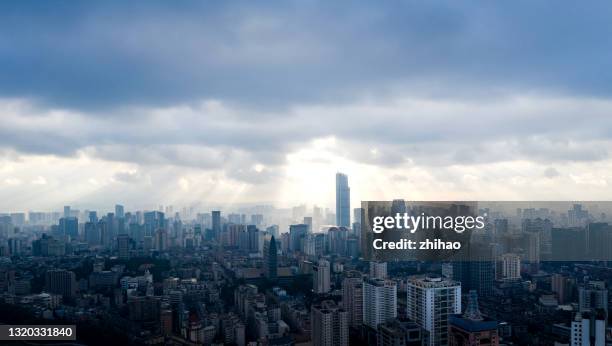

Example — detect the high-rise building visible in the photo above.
[363,278,397,330]
[144,211,164,237]
[63,206,71,218]
[370,261,388,279]
[59,217,78,240]
[289,224,308,253]
[115,204,125,218]
[448,290,499,346]
[342,270,363,329]
[311,300,349,346]
[501,253,521,280]
[571,311,606,346]
[264,236,278,280]
[453,244,494,297]
[117,234,130,260]
[407,276,461,346]
[45,269,76,300]
[313,259,331,294]
[246,225,259,253]
[336,173,350,227]
[212,211,221,238]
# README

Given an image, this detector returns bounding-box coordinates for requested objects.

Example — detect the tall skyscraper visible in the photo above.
[335,173,350,227]
[453,244,494,297]
[117,234,130,260]
[311,300,349,346]
[212,211,221,239]
[407,276,461,346]
[363,278,397,330]
[59,217,78,240]
[342,270,363,329]
[263,236,278,280]
[313,259,331,294]
[45,269,77,300]
[289,224,308,253]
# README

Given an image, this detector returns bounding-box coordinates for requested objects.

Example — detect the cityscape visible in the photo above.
[2,2,612,346]
[0,173,611,345]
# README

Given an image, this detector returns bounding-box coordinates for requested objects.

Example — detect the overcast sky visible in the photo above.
[2,1,612,212]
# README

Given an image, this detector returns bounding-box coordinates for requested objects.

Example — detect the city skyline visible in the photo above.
[2,2,612,345]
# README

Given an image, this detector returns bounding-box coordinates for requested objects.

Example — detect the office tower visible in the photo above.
[407,276,461,346]
[246,225,259,253]
[571,311,605,346]
[263,236,278,280]
[311,300,349,346]
[115,204,125,218]
[117,234,130,260]
[370,261,388,279]
[63,206,71,218]
[144,211,165,236]
[342,270,363,329]
[85,221,101,246]
[501,253,521,280]
[453,244,494,297]
[59,217,78,240]
[448,290,499,346]
[212,211,221,238]
[336,173,350,227]
[289,224,308,252]
[377,318,425,346]
[363,278,397,330]
[313,259,331,294]
[579,281,608,320]
[45,269,77,300]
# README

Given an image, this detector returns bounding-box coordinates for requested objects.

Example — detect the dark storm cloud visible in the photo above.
[1,1,612,110]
